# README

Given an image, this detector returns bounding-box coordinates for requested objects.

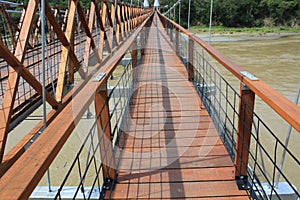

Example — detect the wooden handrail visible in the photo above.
[158,12,300,133]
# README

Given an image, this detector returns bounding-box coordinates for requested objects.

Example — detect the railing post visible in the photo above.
[140,27,145,55]
[175,27,179,55]
[94,84,116,189]
[170,24,173,42]
[235,83,255,181]
[131,39,137,68]
[188,37,194,81]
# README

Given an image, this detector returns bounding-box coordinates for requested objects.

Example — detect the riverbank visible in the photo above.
[190,26,300,42]
[195,32,300,42]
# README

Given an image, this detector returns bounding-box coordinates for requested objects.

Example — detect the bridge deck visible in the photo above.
[106,14,250,199]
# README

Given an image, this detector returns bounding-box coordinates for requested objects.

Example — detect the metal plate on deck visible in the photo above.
[93,72,106,82]
[240,71,259,81]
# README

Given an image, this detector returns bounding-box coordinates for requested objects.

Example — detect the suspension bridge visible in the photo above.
[0,0,299,199]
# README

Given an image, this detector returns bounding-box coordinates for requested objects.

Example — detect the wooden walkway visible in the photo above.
[107,14,250,199]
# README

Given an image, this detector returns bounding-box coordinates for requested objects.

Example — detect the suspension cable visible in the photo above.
[40,0,52,192]
[163,0,180,17]
[208,0,213,43]
[188,0,191,29]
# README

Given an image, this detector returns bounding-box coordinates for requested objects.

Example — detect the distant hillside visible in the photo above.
[159,0,300,28]
[11,0,300,28]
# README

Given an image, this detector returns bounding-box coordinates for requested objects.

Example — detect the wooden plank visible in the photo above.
[121,136,223,148]
[107,13,249,200]
[118,145,230,159]
[109,181,248,199]
[118,167,235,183]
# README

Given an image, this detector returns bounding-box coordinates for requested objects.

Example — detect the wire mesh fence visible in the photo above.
[50,51,134,200]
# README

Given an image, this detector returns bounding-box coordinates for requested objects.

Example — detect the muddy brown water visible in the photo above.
[210,34,300,192]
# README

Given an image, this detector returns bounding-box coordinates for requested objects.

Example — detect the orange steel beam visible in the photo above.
[0,12,152,199]
[94,0,111,58]
[44,3,83,73]
[157,12,300,134]
[0,1,149,179]
[109,2,118,47]
[0,38,110,178]
[116,3,123,43]
[121,4,127,37]
[0,42,59,108]
[0,0,39,164]
[77,3,100,53]
[125,4,130,33]
[55,0,80,102]
[82,2,97,72]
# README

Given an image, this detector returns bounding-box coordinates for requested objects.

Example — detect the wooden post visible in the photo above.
[188,38,194,81]
[169,24,173,42]
[94,85,116,182]
[234,83,255,178]
[140,27,145,55]
[131,39,137,69]
[175,28,179,55]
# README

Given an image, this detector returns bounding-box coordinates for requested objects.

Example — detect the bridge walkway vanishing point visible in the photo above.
[1,2,300,199]
[106,13,250,199]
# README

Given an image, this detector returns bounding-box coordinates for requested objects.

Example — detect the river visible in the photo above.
[204,33,300,192]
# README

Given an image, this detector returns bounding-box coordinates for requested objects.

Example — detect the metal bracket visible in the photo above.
[93,72,106,82]
[240,71,259,81]
[103,178,115,191]
[241,83,251,91]
[236,176,251,190]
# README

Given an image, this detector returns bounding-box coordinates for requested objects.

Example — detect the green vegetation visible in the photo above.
[189,26,300,34]
[8,0,300,29]
[160,0,300,28]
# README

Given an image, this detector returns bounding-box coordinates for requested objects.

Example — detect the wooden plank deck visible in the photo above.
[106,13,250,199]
